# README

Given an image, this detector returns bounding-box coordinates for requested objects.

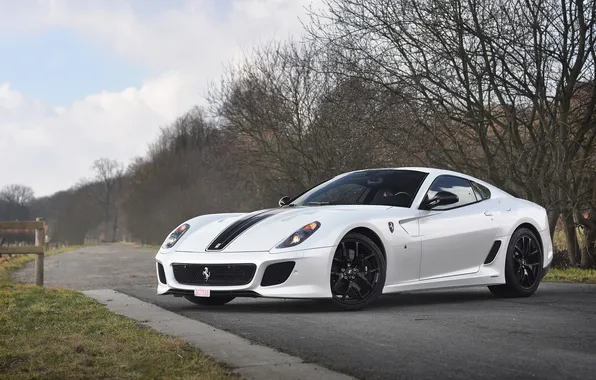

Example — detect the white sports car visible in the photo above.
[155,167,553,310]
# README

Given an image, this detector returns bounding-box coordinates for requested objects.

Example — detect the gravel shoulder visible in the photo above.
[12,243,156,290]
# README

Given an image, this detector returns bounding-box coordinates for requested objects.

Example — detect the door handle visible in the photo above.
[484,211,494,216]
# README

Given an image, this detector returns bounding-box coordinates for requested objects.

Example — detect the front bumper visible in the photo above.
[155,246,335,298]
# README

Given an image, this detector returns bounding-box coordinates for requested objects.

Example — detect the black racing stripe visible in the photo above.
[207,208,287,251]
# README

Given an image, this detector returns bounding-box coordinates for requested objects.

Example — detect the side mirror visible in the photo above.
[278,196,292,207]
[421,191,459,210]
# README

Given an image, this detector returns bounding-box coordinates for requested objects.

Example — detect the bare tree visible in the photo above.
[209,40,413,196]
[88,158,124,242]
[50,184,104,245]
[309,0,596,266]
[0,184,34,220]
[0,184,34,206]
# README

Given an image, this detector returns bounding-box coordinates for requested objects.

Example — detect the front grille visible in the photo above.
[261,261,295,286]
[172,263,256,286]
[157,262,167,284]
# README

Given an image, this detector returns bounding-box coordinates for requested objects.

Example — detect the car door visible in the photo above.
[418,175,499,280]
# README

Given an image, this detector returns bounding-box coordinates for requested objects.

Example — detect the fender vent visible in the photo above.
[261,261,295,287]
[484,241,502,264]
[157,262,167,284]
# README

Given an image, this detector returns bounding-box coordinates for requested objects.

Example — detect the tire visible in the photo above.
[329,232,386,311]
[488,227,543,298]
[183,295,235,306]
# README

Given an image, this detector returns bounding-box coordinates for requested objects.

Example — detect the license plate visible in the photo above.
[194,288,210,297]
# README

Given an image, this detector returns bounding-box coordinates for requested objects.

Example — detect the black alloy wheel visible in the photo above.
[512,235,542,289]
[489,227,543,297]
[184,295,235,306]
[330,232,386,310]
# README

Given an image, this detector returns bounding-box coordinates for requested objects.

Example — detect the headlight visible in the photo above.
[276,221,320,248]
[162,223,190,249]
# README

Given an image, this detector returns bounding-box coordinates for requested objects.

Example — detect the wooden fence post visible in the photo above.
[35,217,45,286]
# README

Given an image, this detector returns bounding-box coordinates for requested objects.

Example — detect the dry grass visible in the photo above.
[142,244,162,251]
[552,228,587,251]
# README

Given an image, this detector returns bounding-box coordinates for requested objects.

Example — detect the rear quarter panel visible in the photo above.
[497,198,549,237]
[495,197,553,267]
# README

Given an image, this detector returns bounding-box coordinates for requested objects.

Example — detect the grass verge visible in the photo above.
[544,268,596,284]
[0,285,238,379]
[0,248,239,379]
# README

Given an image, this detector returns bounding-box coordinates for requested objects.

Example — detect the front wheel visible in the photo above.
[329,232,386,311]
[488,227,543,298]
[183,295,235,306]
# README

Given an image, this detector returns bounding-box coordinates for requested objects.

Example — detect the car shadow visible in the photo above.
[173,289,501,314]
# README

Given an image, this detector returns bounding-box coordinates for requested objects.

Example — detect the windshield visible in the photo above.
[289,169,428,208]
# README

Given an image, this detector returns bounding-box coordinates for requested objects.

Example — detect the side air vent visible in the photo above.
[157,262,167,284]
[261,261,296,287]
[484,241,502,264]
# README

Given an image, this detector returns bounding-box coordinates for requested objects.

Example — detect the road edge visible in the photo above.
[83,289,356,380]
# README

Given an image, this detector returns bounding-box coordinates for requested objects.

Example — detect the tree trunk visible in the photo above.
[547,209,559,240]
[563,212,579,266]
[104,191,111,242]
[580,229,596,269]
[112,207,119,243]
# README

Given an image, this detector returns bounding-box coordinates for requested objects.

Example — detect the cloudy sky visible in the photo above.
[0,0,316,197]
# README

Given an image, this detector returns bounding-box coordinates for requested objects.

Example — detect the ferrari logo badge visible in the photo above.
[215,243,221,248]
[203,267,211,281]
[388,222,394,233]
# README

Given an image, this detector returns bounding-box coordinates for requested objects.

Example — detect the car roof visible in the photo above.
[347,166,469,177]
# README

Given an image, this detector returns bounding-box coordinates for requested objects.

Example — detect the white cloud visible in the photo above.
[0,0,320,197]
[0,83,25,109]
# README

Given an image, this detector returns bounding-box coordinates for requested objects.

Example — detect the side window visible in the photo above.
[470,181,491,200]
[424,175,478,210]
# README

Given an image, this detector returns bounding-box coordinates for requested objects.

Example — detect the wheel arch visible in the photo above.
[515,222,544,253]
[345,226,387,261]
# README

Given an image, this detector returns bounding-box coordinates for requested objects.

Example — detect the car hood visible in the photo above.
[175,205,415,253]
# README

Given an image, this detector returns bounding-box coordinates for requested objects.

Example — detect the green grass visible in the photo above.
[0,248,239,380]
[544,268,596,284]
[0,285,238,379]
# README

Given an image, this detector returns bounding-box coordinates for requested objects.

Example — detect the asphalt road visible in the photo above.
[15,244,596,380]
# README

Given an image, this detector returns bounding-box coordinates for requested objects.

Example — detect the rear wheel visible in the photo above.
[489,227,543,298]
[183,295,235,306]
[330,232,386,311]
